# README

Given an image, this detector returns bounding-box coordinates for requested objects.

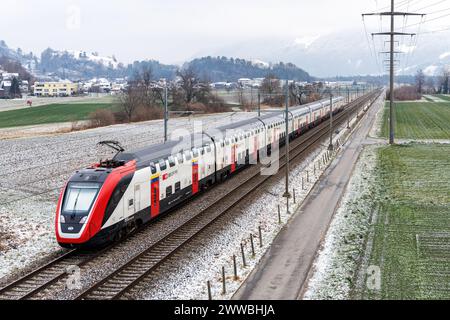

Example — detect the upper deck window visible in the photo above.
[159,159,167,171]
[168,156,176,168]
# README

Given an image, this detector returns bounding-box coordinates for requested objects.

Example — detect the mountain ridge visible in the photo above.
[0,41,312,82]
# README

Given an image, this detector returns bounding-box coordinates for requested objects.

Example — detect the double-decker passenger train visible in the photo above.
[56,96,345,247]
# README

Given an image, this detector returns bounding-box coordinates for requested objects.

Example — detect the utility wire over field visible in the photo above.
[363,0,426,144]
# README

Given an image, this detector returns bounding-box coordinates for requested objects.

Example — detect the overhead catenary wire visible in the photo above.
[413,0,448,12]
[401,11,450,28]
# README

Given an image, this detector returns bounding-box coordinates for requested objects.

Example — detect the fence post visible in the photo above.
[241,243,247,267]
[222,266,226,295]
[207,280,212,300]
[250,234,255,257]
[233,255,238,280]
[258,226,263,248]
[278,204,282,223]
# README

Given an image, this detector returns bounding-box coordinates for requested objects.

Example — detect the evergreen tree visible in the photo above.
[9,77,21,98]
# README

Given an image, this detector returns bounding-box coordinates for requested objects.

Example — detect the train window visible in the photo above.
[192,149,199,157]
[175,182,181,192]
[166,186,173,197]
[168,156,176,168]
[149,163,157,174]
[177,153,183,164]
[159,159,167,171]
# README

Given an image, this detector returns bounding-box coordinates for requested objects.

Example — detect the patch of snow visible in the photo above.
[251,59,269,69]
[396,139,450,145]
[369,92,387,138]
[423,95,446,103]
[62,50,120,69]
[439,51,450,60]
[303,145,380,300]
[293,35,320,49]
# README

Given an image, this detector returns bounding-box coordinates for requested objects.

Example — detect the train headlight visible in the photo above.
[60,215,65,223]
[79,216,88,224]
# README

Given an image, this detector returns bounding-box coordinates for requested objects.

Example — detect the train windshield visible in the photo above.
[62,182,100,215]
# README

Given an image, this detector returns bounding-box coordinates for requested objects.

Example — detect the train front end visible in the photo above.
[55,162,133,248]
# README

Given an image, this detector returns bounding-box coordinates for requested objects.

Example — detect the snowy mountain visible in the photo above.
[0,40,39,72]
[192,28,450,77]
[59,50,121,69]
[186,56,311,82]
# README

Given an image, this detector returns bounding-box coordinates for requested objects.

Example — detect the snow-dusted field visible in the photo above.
[0,102,369,300]
[303,146,379,300]
[0,112,256,280]
[423,95,446,103]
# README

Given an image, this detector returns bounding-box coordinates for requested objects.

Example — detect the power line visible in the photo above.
[363,17,384,74]
[413,0,448,12]
[421,26,450,34]
[363,0,426,145]
[401,12,450,28]
[372,0,412,12]
[425,6,450,16]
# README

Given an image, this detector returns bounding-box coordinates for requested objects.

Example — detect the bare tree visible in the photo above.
[177,66,198,104]
[261,74,280,95]
[132,66,155,107]
[440,67,449,94]
[120,86,143,122]
[415,69,425,94]
[425,77,435,94]
[289,82,306,105]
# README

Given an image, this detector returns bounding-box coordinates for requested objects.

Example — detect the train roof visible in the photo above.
[115,133,212,166]
[113,96,345,166]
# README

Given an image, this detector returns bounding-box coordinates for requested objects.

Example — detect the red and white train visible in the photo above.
[56,96,345,247]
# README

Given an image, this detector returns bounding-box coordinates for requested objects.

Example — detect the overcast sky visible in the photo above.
[2,0,447,64]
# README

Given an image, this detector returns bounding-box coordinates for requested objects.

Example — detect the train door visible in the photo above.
[124,192,134,218]
[253,133,258,162]
[231,143,236,172]
[150,166,160,218]
[192,158,199,194]
[134,184,141,213]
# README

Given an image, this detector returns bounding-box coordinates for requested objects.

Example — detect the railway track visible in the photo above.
[0,249,86,300]
[0,90,381,300]
[76,90,382,300]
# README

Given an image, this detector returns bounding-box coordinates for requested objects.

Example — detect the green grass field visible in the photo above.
[381,102,450,139]
[361,144,450,299]
[0,103,119,129]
